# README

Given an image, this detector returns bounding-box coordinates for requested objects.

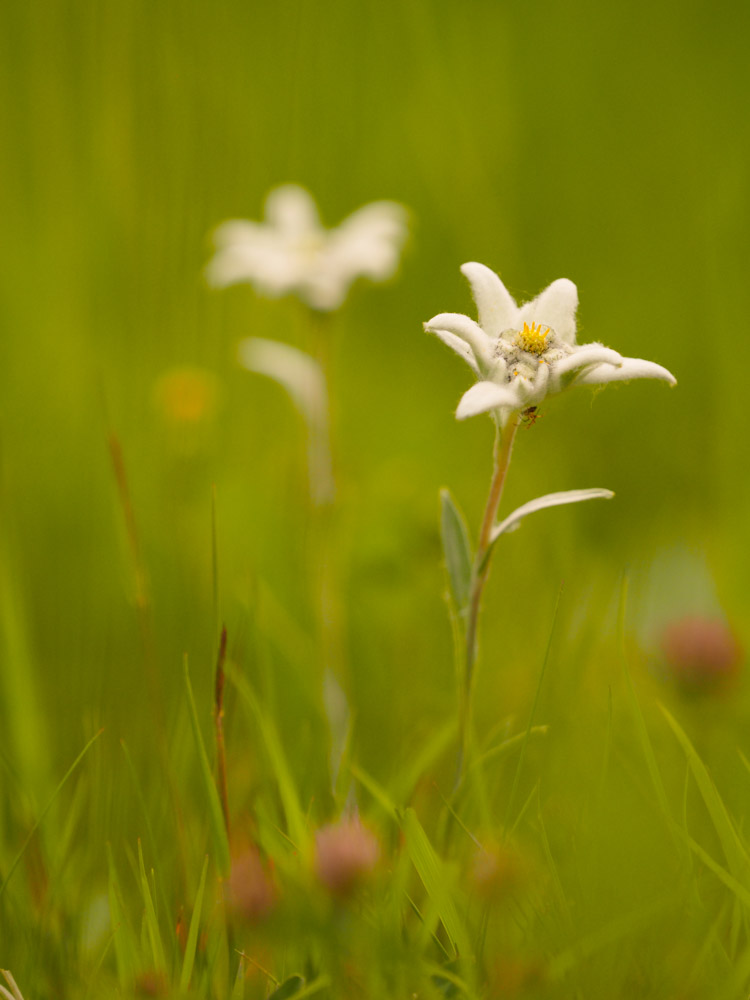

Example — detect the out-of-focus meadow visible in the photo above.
[2,0,750,997]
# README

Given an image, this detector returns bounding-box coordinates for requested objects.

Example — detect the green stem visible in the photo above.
[458,414,520,780]
[305,309,349,796]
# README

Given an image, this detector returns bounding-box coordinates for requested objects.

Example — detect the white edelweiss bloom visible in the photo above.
[424,262,676,423]
[207,184,408,311]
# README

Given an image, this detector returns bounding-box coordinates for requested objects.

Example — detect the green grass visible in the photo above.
[2,0,750,996]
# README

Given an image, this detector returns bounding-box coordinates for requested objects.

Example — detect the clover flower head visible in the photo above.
[424,262,676,423]
[660,615,742,695]
[207,184,408,311]
[315,817,380,896]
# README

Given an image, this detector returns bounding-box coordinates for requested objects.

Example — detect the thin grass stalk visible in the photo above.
[213,625,230,841]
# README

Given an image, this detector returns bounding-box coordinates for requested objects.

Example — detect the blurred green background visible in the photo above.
[1,0,750,992]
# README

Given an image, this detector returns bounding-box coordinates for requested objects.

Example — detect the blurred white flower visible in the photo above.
[208,185,408,311]
[425,262,676,423]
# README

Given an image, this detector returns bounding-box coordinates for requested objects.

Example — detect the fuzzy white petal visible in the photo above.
[312,201,408,305]
[424,312,494,368]
[264,184,321,235]
[429,329,481,375]
[490,488,614,543]
[512,375,536,407]
[527,361,550,403]
[206,222,287,289]
[460,262,519,338]
[332,201,408,280]
[519,278,579,345]
[573,357,677,387]
[455,380,521,420]
[211,220,265,248]
[553,344,623,377]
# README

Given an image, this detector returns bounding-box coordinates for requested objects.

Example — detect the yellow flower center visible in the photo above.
[515,321,550,356]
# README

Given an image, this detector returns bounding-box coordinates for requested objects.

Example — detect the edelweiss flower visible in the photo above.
[207,184,408,311]
[425,263,676,422]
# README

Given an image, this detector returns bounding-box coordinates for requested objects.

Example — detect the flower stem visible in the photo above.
[304,309,350,797]
[458,415,520,781]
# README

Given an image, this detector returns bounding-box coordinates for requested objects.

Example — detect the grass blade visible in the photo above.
[227,663,310,855]
[178,855,209,994]
[349,764,399,824]
[660,703,750,880]
[503,584,561,832]
[617,577,681,850]
[0,540,50,805]
[137,840,167,976]
[390,718,457,805]
[686,836,750,908]
[401,807,471,961]
[183,656,231,876]
[107,845,137,990]
[0,729,103,900]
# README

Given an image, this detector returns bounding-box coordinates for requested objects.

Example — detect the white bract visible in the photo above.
[425,262,676,422]
[238,337,334,505]
[208,185,408,311]
[490,488,614,543]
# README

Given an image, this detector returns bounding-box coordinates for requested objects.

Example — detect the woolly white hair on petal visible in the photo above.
[460,262,519,339]
[424,312,494,369]
[456,380,520,420]
[552,345,623,378]
[573,357,677,387]
[519,278,579,346]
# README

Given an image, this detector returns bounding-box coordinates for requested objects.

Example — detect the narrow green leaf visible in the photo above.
[686,835,750,909]
[439,489,473,613]
[119,739,158,859]
[183,656,231,876]
[0,729,103,900]
[548,895,672,980]
[137,841,167,975]
[660,703,750,880]
[178,855,210,995]
[287,976,331,1000]
[231,956,247,1000]
[349,764,399,823]
[227,664,310,855]
[423,961,478,1000]
[0,538,50,804]
[401,807,472,960]
[107,846,137,990]
[622,669,672,823]
[617,577,682,854]
[469,727,548,773]
[503,585,561,832]
[715,938,750,1000]
[390,718,457,804]
[267,976,305,999]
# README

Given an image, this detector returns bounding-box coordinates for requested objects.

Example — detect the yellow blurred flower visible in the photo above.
[152,366,220,426]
